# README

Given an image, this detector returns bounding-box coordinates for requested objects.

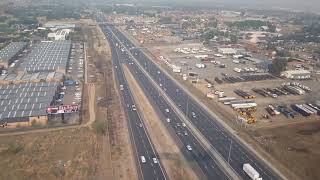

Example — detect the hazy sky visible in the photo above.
[137,0,320,12]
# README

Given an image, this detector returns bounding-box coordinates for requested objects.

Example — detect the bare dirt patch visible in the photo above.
[0,128,98,180]
[252,122,320,180]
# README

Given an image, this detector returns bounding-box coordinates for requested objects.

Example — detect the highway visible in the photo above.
[102,22,282,180]
[107,30,167,180]
[101,23,230,179]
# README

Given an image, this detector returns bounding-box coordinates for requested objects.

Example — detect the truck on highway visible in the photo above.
[243,163,262,180]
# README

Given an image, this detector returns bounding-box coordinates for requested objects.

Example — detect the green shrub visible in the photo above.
[7,142,23,154]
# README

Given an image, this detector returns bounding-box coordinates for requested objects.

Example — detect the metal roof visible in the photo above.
[2,72,64,82]
[0,42,27,62]
[20,41,71,72]
[0,82,57,121]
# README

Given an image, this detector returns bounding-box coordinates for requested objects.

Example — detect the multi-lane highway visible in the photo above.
[102,23,231,180]
[106,30,167,180]
[100,19,282,180]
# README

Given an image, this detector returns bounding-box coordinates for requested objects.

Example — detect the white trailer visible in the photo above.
[195,63,206,69]
[243,163,261,180]
[234,68,242,73]
[232,103,257,109]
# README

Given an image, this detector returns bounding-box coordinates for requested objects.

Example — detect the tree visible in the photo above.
[230,34,238,43]
[269,58,287,76]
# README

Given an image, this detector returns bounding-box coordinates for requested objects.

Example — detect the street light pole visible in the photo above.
[228,139,233,164]
[186,95,189,117]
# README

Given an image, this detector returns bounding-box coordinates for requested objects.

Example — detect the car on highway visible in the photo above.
[165,108,169,113]
[139,123,143,128]
[191,112,196,118]
[140,156,146,163]
[132,104,136,111]
[186,145,192,151]
[166,118,171,123]
[152,158,158,164]
[182,123,186,127]
[184,131,188,136]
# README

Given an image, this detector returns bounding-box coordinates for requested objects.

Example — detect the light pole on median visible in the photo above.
[228,139,233,164]
[186,95,189,118]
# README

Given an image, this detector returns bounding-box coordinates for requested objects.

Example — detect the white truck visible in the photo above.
[243,163,262,180]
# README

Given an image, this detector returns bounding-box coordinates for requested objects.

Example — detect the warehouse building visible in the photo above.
[19,41,71,73]
[0,82,58,128]
[281,69,311,80]
[0,42,27,69]
[48,29,71,41]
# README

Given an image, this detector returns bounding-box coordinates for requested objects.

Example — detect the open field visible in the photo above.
[0,128,98,180]
[251,122,320,180]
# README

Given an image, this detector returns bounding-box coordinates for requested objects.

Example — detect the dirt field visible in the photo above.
[121,27,320,180]
[0,128,98,180]
[123,65,202,180]
[251,122,320,180]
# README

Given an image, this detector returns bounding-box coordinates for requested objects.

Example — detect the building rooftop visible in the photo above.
[19,41,71,72]
[0,42,27,63]
[0,82,58,121]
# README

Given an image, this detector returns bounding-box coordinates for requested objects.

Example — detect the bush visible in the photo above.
[92,121,107,135]
[7,142,23,154]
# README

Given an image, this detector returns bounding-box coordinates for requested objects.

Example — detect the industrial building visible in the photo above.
[48,29,71,40]
[19,41,71,73]
[0,42,27,69]
[44,22,76,30]
[281,69,311,80]
[0,82,58,128]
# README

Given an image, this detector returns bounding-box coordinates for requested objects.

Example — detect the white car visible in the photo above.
[166,118,171,123]
[191,112,196,118]
[152,158,158,164]
[140,156,146,163]
[165,109,169,113]
[186,145,192,151]
[182,123,186,127]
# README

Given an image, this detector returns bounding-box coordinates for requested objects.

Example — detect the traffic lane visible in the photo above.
[110,40,166,180]
[126,59,229,180]
[115,63,166,180]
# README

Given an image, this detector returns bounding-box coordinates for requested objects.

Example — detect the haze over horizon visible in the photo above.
[127,0,320,13]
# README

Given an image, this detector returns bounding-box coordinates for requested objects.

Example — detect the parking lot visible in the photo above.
[61,43,84,106]
[148,42,264,81]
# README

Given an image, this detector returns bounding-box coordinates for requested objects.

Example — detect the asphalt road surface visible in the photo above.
[107,30,167,180]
